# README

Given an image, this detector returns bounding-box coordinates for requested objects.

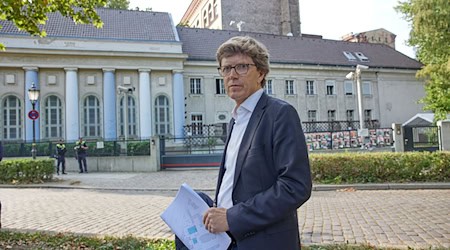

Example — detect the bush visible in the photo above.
[127,141,150,156]
[310,152,450,184]
[0,159,54,184]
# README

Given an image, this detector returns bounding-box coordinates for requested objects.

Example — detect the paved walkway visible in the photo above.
[1,171,449,249]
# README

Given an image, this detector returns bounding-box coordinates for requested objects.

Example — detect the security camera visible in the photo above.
[117,86,135,93]
[345,72,354,79]
[357,64,369,70]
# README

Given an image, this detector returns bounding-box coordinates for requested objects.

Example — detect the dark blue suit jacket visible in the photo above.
[215,92,312,249]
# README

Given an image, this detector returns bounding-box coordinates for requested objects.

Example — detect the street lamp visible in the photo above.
[28,82,40,159]
[346,64,369,147]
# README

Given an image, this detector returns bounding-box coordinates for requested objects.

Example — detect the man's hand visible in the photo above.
[203,207,229,234]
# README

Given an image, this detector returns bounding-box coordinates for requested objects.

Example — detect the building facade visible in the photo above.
[342,28,397,49]
[0,8,425,144]
[180,0,301,36]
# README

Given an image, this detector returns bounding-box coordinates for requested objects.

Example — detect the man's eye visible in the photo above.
[223,66,232,72]
[236,64,246,70]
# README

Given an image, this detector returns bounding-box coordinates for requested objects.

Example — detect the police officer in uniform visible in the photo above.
[56,139,67,175]
[75,137,89,173]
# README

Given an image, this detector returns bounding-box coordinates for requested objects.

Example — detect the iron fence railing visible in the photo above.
[301,120,380,133]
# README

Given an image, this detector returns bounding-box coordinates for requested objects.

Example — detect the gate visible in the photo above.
[403,125,440,152]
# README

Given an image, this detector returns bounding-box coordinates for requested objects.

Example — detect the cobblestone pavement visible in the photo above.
[0,171,449,249]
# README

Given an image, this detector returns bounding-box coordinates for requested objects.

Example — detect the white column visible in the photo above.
[172,70,185,139]
[103,68,116,140]
[64,68,79,142]
[23,67,39,142]
[139,69,151,138]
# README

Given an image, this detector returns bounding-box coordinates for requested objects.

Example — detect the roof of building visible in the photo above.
[177,27,422,69]
[0,8,178,42]
[403,113,450,126]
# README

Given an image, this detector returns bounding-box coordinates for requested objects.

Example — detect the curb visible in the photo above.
[1,183,449,192]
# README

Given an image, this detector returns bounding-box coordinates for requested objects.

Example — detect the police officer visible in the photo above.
[56,139,67,175]
[75,137,89,173]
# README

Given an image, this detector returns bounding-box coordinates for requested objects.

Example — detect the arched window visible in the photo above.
[119,95,137,138]
[44,95,63,139]
[208,4,213,21]
[213,0,218,18]
[83,95,101,137]
[203,10,208,27]
[2,96,22,140]
[154,95,170,135]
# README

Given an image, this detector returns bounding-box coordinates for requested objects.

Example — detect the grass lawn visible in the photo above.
[1,230,445,250]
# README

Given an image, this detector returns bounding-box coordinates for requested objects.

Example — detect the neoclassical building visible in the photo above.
[0,8,425,143]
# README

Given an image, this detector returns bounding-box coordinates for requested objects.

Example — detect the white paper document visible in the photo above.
[160,183,231,250]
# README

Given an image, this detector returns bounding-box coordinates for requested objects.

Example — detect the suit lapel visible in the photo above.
[233,93,268,187]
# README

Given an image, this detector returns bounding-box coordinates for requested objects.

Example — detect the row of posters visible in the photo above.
[305,129,393,151]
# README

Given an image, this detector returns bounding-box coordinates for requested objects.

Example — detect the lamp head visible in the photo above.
[345,72,355,79]
[357,64,369,70]
[27,82,40,102]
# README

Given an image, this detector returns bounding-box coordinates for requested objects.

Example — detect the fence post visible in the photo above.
[437,120,450,151]
[392,123,404,152]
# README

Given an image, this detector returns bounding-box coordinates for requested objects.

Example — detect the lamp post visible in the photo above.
[346,64,369,147]
[27,82,40,159]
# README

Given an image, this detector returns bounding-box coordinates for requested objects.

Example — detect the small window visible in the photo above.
[344,80,353,95]
[190,78,202,94]
[364,109,372,121]
[306,80,315,95]
[354,52,369,62]
[216,79,225,94]
[346,110,354,121]
[264,79,273,95]
[326,80,335,95]
[327,110,336,121]
[191,114,204,136]
[308,110,316,122]
[362,81,372,95]
[285,80,295,95]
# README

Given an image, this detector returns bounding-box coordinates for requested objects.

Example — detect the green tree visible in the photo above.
[0,0,107,50]
[396,0,450,121]
[105,0,129,9]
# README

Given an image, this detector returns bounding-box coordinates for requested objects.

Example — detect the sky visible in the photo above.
[128,0,415,59]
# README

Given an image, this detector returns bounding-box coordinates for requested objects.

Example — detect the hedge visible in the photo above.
[0,159,54,184]
[310,151,450,184]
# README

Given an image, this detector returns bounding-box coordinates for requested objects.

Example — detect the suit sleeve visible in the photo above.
[227,104,312,240]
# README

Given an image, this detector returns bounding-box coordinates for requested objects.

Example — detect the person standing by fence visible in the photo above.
[75,137,88,173]
[56,139,67,175]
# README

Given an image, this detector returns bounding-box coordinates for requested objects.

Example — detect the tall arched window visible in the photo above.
[155,95,170,135]
[119,95,137,138]
[44,95,63,139]
[208,4,213,21]
[83,95,101,137]
[213,0,218,18]
[203,10,208,27]
[2,96,22,140]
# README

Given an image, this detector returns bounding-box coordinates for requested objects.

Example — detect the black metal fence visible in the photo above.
[301,120,380,133]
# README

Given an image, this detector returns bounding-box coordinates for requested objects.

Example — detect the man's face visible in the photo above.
[221,54,264,106]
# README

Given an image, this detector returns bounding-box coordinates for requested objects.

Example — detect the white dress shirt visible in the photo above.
[217,89,264,209]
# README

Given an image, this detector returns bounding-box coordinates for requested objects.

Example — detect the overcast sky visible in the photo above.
[128,0,415,59]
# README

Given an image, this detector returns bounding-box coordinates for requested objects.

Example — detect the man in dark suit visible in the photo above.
[201,36,312,249]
